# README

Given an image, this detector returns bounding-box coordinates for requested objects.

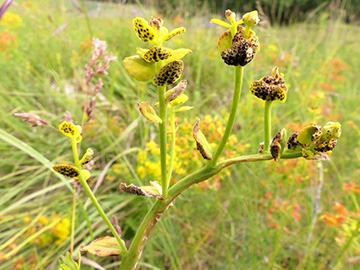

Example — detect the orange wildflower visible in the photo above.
[343,183,360,194]
[321,212,346,227]
[0,31,17,51]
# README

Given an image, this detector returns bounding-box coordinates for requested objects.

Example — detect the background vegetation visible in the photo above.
[0,0,359,269]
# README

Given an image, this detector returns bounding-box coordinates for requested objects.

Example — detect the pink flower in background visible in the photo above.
[0,0,14,20]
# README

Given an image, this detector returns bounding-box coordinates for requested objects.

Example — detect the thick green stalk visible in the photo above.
[119,165,221,270]
[71,138,127,255]
[211,66,244,166]
[156,61,168,198]
[167,105,176,187]
[263,101,272,152]
[119,150,302,269]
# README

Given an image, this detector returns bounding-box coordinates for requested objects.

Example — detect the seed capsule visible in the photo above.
[250,67,288,102]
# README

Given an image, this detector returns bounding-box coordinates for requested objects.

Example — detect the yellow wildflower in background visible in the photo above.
[136,114,244,187]
[0,12,22,28]
[24,213,70,247]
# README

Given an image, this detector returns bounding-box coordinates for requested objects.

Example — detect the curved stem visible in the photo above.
[156,61,168,198]
[220,151,302,168]
[211,66,244,166]
[263,101,272,152]
[167,105,176,187]
[71,138,127,255]
[119,150,303,269]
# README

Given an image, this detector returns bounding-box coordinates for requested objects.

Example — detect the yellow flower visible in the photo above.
[38,216,50,225]
[0,12,22,28]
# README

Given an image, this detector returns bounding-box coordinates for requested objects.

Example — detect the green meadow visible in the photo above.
[0,1,359,269]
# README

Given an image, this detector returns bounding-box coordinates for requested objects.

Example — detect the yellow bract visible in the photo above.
[59,122,80,139]
[137,102,162,124]
[193,119,213,160]
[133,17,156,42]
[53,164,80,178]
[80,148,94,165]
[171,94,188,107]
[161,27,186,42]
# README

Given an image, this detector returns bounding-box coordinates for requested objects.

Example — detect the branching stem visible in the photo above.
[119,150,302,269]
[70,138,127,255]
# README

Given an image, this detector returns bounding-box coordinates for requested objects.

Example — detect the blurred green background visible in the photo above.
[0,0,359,269]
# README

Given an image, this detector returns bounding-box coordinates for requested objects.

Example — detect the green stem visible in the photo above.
[70,188,76,255]
[156,62,168,198]
[263,101,273,152]
[167,105,176,187]
[70,138,127,255]
[119,150,303,269]
[244,25,251,39]
[211,66,244,166]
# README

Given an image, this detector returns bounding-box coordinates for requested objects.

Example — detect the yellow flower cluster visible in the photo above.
[24,213,70,247]
[0,12,22,28]
[137,114,247,185]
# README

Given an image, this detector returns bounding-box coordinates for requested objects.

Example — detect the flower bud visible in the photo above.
[243,11,260,27]
[150,17,163,30]
[225,9,236,24]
